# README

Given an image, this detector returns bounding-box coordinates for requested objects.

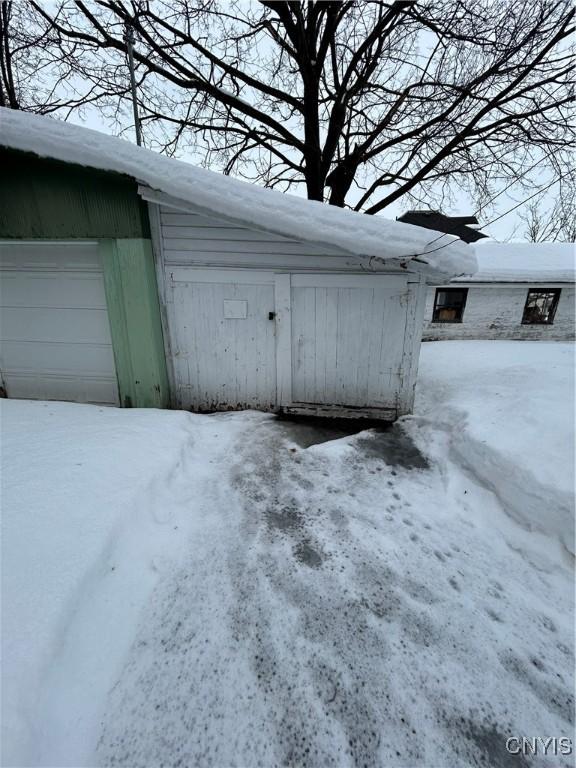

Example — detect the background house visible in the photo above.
[0,109,475,419]
[422,242,575,341]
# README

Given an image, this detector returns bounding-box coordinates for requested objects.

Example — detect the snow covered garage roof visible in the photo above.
[0,107,476,281]
[452,241,575,283]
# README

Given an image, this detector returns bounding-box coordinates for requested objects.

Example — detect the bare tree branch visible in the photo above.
[4,0,574,225]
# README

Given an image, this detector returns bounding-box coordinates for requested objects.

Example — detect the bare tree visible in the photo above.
[520,188,576,242]
[0,1,17,107]
[0,0,132,115]
[1,0,74,112]
[10,0,576,217]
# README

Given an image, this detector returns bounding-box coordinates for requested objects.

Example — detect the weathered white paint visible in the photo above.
[0,241,119,405]
[160,204,354,262]
[274,273,292,407]
[169,269,277,411]
[423,283,575,341]
[153,201,427,420]
[289,273,410,410]
[399,276,428,415]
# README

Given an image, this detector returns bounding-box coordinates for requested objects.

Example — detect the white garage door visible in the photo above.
[0,242,119,405]
[168,268,277,411]
[289,273,409,409]
[165,267,411,416]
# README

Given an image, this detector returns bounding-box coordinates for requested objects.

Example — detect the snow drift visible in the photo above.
[415,340,575,554]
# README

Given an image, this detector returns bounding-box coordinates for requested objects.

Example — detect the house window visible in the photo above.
[432,288,468,322]
[521,288,561,325]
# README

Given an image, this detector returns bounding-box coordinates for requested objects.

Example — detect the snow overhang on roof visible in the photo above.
[452,241,575,284]
[0,107,477,281]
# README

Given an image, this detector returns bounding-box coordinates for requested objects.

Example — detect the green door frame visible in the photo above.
[100,238,170,408]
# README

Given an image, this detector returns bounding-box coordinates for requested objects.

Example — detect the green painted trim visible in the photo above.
[0,149,150,239]
[100,238,169,408]
[100,240,135,407]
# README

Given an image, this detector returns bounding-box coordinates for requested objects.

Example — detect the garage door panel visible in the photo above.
[0,242,101,271]
[1,306,113,345]
[0,272,108,309]
[1,340,117,375]
[2,372,118,405]
[290,276,409,408]
[0,243,119,405]
[169,271,276,411]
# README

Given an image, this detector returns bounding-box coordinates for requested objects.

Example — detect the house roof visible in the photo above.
[451,242,575,283]
[397,210,488,244]
[0,107,476,281]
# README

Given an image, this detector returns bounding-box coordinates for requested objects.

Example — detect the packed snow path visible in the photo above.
[2,342,573,768]
[89,415,572,768]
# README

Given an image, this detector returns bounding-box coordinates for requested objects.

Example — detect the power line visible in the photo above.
[419,159,560,249]
[416,172,567,258]
[479,174,564,229]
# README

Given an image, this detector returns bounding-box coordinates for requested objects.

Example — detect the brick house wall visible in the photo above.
[423,283,575,341]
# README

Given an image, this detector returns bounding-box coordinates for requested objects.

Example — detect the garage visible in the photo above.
[0,241,119,405]
[152,195,430,420]
[1,109,474,419]
[168,266,417,419]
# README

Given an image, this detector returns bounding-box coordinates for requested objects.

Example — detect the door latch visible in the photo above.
[268,311,276,321]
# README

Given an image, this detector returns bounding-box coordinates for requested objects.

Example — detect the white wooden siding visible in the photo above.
[289,274,409,409]
[399,276,427,416]
[0,242,119,405]
[158,204,374,272]
[169,270,276,410]
[423,284,575,341]
[153,201,427,419]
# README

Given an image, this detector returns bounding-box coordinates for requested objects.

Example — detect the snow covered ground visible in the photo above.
[415,341,574,555]
[1,341,574,768]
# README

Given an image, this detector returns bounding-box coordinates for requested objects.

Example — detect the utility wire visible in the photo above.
[419,159,561,250]
[416,172,567,259]
[478,174,564,229]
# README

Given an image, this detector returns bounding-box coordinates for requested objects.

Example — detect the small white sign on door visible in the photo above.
[223,299,248,319]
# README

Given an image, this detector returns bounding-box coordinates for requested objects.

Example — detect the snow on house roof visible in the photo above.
[0,107,476,281]
[451,241,575,283]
